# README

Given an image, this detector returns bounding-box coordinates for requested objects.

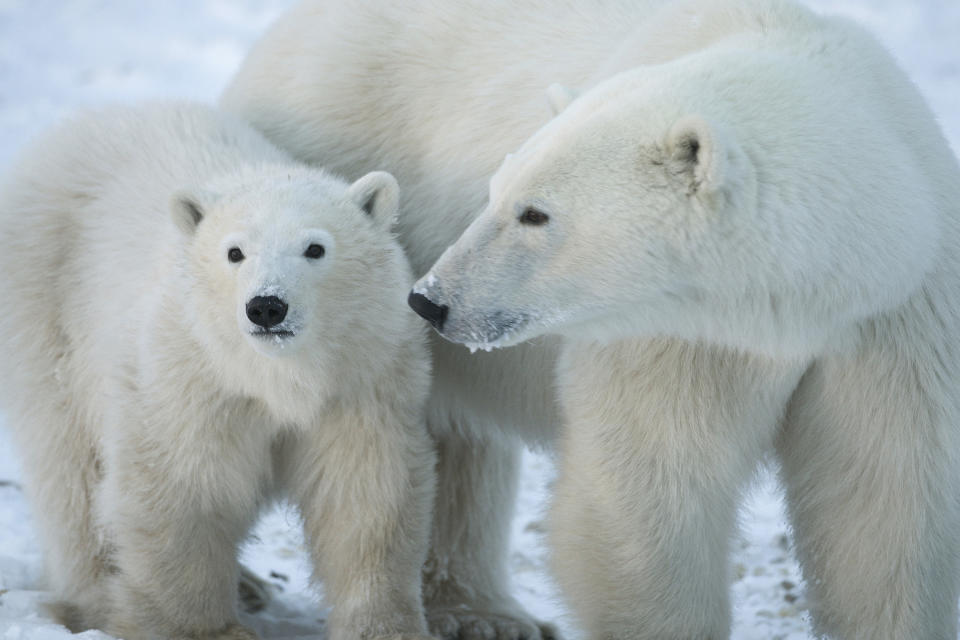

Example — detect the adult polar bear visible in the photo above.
[224,0,960,637]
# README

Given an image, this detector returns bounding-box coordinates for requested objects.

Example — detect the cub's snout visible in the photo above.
[246,295,288,329]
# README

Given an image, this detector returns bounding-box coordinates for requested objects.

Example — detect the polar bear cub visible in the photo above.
[0,103,435,640]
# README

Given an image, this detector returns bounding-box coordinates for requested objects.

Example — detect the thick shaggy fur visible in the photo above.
[0,103,435,640]
[223,0,960,638]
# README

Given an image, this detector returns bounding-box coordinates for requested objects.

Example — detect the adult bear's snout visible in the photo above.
[408,291,448,332]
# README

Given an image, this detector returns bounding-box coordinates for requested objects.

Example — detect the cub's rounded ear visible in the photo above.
[349,171,400,229]
[171,189,215,235]
[666,115,747,197]
[545,83,580,117]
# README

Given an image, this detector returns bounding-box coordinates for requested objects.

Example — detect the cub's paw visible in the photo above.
[427,603,558,640]
[206,622,260,640]
[237,565,271,614]
[46,600,93,633]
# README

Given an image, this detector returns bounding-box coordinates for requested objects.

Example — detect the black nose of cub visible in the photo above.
[408,291,448,332]
[246,295,288,328]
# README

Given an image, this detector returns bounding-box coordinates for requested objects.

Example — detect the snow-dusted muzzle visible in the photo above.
[408,274,536,353]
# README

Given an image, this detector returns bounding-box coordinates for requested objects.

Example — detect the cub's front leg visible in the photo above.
[282,397,436,640]
[101,402,272,640]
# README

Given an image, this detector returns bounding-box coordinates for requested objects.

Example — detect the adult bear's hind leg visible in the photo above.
[424,426,557,640]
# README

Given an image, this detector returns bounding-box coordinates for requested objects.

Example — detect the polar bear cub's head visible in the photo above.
[172,167,401,360]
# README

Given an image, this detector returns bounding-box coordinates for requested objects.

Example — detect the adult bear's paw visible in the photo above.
[427,600,558,640]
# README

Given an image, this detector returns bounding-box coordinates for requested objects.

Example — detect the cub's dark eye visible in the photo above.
[519,207,550,226]
[304,243,326,259]
[227,247,244,263]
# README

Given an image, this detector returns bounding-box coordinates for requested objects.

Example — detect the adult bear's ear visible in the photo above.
[349,171,400,229]
[666,115,748,197]
[545,83,580,117]
[171,189,215,235]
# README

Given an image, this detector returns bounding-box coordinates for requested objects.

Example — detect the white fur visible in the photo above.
[223,0,960,638]
[0,103,435,640]
[222,3,665,635]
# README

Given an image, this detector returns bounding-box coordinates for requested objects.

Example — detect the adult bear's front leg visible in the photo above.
[777,311,960,640]
[552,338,803,640]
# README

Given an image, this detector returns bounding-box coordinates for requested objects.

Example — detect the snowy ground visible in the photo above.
[0,1,957,639]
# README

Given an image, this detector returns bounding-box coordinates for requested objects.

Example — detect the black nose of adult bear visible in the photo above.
[246,296,288,328]
[408,291,448,332]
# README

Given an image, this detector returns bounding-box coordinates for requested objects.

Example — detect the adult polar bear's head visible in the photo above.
[412,50,941,357]
[171,167,401,360]
[410,67,762,353]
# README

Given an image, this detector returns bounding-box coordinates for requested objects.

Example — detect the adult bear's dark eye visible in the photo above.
[227,247,244,263]
[304,243,326,259]
[519,207,550,226]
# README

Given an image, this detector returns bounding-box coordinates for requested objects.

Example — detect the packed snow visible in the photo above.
[0,1,957,639]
